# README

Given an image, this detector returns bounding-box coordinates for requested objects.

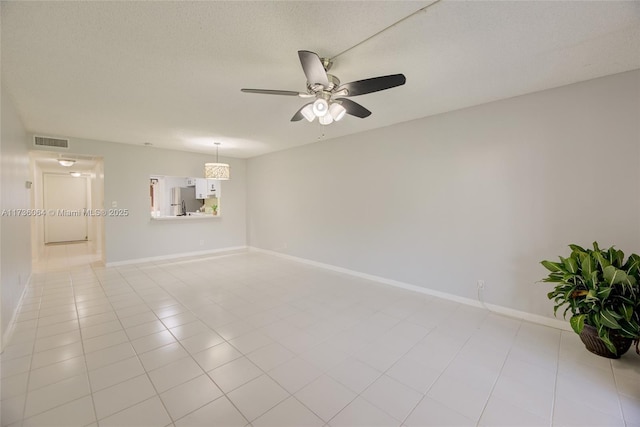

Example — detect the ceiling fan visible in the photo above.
[241,50,406,125]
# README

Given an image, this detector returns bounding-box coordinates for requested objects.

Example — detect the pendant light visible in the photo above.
[205,142,230,180]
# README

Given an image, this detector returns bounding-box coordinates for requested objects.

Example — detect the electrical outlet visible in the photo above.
[199,239,204,246]
[477,280,485,290]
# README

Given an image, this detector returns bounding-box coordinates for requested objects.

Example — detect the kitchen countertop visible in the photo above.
[150,213,220,220]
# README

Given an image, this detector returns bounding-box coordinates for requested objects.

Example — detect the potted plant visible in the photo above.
[541,242,640,358]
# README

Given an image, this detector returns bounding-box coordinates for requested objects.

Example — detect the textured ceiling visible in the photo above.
[2,1,639,158]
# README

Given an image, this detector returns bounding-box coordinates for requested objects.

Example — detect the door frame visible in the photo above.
[29,151,105,263]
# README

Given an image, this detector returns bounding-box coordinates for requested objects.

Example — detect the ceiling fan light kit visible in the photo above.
[241,50,406,126]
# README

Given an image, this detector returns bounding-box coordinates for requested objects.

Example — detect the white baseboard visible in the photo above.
[249,247,571,332]
[1,273,32,353]
[483,302,571,331]
[105,246,248,267]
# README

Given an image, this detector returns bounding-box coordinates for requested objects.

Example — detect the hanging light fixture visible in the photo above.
[58,159,75,167]
[302,100,347,125]
[205,142,230,180]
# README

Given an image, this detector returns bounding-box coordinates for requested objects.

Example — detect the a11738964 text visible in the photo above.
[1,209,129,217]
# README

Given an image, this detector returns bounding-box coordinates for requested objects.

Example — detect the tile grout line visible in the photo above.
[23,270,100,420]
[396,307,491,427]
[9,246,627,427]
[549,330,563,427]
[71,266,101,426]
[154,261,280,425]
[473,319,524,426]
[92,262,180,425]
[18,269,88,422]
[305,300,462,425]
[27,276,214,416]
[267,279,454,425]
[10,249,173,423]
[259,291,394,424]
[608,357,628,427]
[17,275,44,426]
[168,259,346,424]
[121,262,235,425]
[106,258,263,425]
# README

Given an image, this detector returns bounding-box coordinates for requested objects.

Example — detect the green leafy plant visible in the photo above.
[541,242,640,354]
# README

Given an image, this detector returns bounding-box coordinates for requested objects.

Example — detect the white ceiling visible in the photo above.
[2,1,639,159]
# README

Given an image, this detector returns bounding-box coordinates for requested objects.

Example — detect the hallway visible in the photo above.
[33,242,102,274]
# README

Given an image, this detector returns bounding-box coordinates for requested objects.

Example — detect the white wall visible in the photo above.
[247,70,640,320]
[32,138,247,264]
[1,88,32,348]
[89,160,105,257]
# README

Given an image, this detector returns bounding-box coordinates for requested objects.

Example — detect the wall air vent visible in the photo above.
[34,136,69,149]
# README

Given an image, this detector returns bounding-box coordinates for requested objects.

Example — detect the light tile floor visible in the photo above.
[2,242,640,426]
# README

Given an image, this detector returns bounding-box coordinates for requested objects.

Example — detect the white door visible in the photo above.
[44,174,88,243]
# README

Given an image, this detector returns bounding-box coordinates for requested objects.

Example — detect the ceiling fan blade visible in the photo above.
[298,50,330,88]
[291,102,313,122]
[241,88,304,96]
[338,74,406,97]
[336,98,371,118]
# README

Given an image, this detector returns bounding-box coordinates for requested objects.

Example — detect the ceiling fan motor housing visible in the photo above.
[307,74,341,94]
[320,57,333,72]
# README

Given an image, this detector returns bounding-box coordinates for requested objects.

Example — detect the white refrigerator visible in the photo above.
[171,187,202,216]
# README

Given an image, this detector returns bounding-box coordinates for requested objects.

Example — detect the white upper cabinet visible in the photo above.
[195,178,220,199]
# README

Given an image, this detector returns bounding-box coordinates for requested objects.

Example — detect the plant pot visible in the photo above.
[579,324,632,359]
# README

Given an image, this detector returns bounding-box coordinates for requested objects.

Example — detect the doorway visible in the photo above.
[30,151,105,263]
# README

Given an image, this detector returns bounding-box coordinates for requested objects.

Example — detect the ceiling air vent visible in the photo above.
[34,136,69,149]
